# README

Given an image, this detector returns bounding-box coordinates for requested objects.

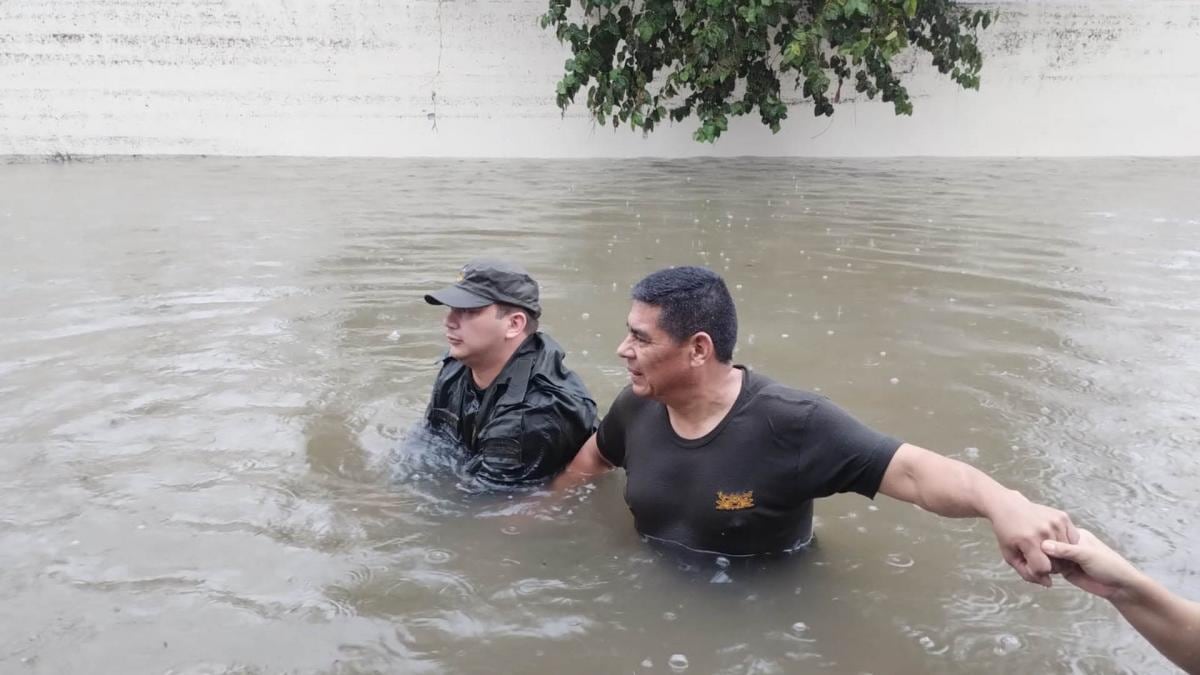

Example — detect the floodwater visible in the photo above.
[1,157,1197,674]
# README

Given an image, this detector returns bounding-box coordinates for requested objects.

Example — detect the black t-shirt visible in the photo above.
[596,367,901,556]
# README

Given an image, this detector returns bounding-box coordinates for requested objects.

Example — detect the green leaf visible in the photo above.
[635,18,654,42]
[843,0,870,18]
[904,0,917,18]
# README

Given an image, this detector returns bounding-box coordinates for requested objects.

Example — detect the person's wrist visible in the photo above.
[1109,568,1155,608]
[982,487,1027,523]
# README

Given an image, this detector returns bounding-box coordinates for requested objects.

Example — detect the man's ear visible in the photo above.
[504,310,528,339]
[688,332,715,366]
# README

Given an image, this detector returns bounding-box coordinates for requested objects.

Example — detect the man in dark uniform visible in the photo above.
[423,259,597,486]
[556,266,1079,586]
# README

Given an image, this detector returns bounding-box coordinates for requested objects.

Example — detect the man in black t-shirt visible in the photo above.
[556,266,1078,585]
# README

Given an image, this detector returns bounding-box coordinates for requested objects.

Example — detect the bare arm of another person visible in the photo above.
[878,443,1078,587]
[1043,530,1200,675]
[549,432,614,492]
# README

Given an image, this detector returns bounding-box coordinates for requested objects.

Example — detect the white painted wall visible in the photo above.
[1,0,1198,157]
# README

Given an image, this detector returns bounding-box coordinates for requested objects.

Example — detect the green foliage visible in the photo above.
[540,0,995,142]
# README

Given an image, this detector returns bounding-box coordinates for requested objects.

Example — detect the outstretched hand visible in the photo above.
[1041,528,1143,600]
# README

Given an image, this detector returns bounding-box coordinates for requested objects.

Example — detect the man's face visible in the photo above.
[617,301,691,399]
[443,305,508,366]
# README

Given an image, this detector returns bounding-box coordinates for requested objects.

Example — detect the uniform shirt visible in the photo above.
[596,367,901,556]
[425,332,597,486]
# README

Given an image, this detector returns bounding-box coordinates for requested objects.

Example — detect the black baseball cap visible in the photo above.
[424,258,542,318]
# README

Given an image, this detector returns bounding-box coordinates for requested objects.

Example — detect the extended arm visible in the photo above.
[1043,530,1200,674]
[878,443,1077,587]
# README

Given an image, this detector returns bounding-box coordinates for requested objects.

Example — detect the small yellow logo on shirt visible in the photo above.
[715,490,754,511]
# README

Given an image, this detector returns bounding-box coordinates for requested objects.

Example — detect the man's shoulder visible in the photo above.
[523,333,593,395]
[596,385,657,427]
[740,368,826,418]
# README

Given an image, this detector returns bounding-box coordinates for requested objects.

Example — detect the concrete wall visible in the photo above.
[1,0,1198,158]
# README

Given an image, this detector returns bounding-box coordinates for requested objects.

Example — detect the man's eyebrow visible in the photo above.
[626,324,651,340]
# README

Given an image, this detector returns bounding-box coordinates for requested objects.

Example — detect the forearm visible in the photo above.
[891,445,1021,519]
[549,462,604,492]
[548,432,612,493]
[1112,573,1200,674]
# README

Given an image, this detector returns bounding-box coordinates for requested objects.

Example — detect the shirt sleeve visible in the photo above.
[794,397,902,499]
[473,388,598,485]
[595,386,637,467]
[523,391,598,472]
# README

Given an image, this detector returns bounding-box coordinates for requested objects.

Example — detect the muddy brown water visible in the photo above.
[1,157,1197,674]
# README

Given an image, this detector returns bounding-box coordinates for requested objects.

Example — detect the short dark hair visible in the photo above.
[631,266,737,363]
[495,302,538,335]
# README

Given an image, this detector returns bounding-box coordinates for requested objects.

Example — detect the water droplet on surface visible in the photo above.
[994,633,1022,655]
[663,611,677,621]
[581,312,590,320]
[669,654,689,671]
[642,659,654,668]
[781,333,789,338]
[890,377,900,384]
[791,622,808,634]
[501,525,520,535]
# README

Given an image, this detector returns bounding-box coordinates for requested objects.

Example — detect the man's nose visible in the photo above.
[616,335,633,358]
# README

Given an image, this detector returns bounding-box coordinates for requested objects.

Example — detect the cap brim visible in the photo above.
[424,285,493,309]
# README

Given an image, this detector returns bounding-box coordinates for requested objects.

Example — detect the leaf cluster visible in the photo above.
[540,0,994,141]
